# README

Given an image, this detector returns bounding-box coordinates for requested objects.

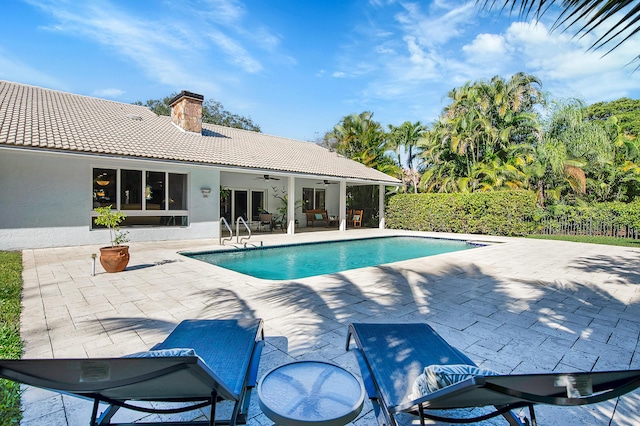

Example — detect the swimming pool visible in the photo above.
[183,236,478,280]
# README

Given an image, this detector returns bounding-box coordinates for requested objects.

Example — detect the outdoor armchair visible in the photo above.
[258,213,273,232]
[348,209,363,228]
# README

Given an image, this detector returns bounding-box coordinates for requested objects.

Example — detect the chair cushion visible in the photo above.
[124,348,197,358]
[315,213,323,220]
[412,364,497,397]
[352,214,360,221]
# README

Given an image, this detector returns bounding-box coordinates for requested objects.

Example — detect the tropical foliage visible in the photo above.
[324,111,399,176]
[135,94,261,132]
[322,112,400,215]
[478,1,640,58]
[584,98,640,136]
[531,99,614,205]
[387,121,427,193]
[322,72,639,213]
[419,73,544,194]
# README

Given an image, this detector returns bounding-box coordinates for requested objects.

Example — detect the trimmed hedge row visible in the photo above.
[386,191,537,236]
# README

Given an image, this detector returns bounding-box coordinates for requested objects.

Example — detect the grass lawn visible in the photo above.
[527,234,640,248]
[0,251,23,425]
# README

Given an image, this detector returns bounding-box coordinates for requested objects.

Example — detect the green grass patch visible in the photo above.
[527,234,640,248]
[0,251,23,425]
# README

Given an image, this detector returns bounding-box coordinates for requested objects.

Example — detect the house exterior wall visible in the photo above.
[219,173,342,226]
[0,149,220,250]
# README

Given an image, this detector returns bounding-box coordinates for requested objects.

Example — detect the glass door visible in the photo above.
[251,190,265,221]
[234,190,248,221]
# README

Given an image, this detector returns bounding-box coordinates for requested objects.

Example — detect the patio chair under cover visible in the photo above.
[346,322,640,426]
[0,318,264,426]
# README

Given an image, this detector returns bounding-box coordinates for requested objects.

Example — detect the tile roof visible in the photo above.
[0,81,400,184]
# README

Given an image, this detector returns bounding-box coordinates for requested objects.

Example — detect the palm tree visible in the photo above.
[388,121,427,193]
[419,73,543,192]
[478,1,640,57]
[327,112,399,174]
[528,99,616,205]
[585,115,640,201]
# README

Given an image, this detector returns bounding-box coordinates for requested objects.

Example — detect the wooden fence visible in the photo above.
[536,219,640,239]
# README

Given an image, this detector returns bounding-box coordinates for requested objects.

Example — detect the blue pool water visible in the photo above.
[184,236,478,280]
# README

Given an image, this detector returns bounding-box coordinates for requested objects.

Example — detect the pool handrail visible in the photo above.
[220,217,233,246]
[236,217,251,245]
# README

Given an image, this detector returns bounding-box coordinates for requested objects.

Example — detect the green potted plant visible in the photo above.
[94,205,130,273]
[271,186,304,229]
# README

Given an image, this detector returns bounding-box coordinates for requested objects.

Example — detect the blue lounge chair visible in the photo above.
[0,318,264,426]
[346,322,640,426]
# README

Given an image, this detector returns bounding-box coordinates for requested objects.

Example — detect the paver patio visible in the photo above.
[17,229,640,425]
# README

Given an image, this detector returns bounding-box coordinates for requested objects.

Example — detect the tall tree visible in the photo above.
[478,1,640,59]
[325,112,400,222]
[388,121,427,193]
[529,99,617,205]
[584,97,640,137]
[419,73,543,192]
[325,112,399,176]
[134,94,261,132]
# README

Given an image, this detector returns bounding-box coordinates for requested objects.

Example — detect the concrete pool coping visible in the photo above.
[18,229,640,425]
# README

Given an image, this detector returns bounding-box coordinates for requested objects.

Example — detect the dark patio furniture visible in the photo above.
[0,318,264,426]
[346,322,640,426]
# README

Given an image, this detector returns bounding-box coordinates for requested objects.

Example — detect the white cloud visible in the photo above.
[91,88,125,98]
[374,43,396,55]
[362,0,640,111]
[199,0,246,23]
[206,30,263,73]
[395,1,475,48]
[463,33,508,57]
[332,71,346,78]
[24,0,273,82]
[500,20,640,102]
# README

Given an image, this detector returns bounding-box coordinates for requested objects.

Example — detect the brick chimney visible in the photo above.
[169,91,204,133]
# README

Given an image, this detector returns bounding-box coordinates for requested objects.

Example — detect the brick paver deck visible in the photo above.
[18,229,640,425]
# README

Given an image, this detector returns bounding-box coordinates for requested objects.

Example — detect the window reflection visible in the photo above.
[169,173,187,210]
[146,171,165,210]
[121,170,142,210]
[92,168,188,227]
[93,168,116,208]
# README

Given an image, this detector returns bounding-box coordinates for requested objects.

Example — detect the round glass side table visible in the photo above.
[257,360,365,425]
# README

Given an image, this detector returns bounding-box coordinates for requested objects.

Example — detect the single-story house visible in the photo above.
[0,81,400,250]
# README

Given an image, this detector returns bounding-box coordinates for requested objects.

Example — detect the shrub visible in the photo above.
[386,191,537,236]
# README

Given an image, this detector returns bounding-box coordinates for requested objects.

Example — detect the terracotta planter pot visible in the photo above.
[99,246,130,273]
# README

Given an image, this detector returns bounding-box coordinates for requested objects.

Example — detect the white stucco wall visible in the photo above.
[0,149,221,250]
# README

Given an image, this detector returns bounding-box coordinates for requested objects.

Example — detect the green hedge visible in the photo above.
[386,191,537,236]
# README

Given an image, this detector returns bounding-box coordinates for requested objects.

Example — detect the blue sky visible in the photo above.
[2,0,640,142]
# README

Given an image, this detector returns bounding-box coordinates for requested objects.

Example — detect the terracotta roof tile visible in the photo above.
[0,81,400,184]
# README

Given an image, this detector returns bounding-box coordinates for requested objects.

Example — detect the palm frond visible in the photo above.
[478,0,640,56]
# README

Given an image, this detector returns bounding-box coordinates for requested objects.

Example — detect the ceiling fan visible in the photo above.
[317,180,338,186]
[255,174,280,181]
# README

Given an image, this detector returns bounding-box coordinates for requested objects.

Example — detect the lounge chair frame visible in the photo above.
[0,319,264,426]
[346,322,640,426]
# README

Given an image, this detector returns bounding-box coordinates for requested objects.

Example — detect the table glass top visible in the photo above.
[258,361,364,425]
